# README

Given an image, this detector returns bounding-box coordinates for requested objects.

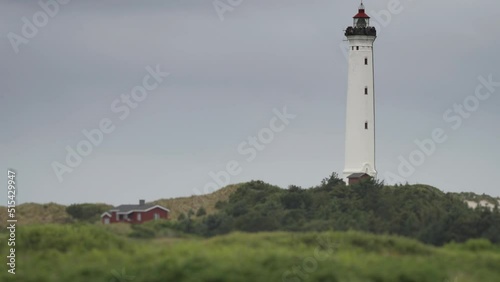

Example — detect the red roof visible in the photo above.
[353,9,370,19]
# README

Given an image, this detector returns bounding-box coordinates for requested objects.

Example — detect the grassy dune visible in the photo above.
[0,203,70,226]
[153,183,240,220]
[1,224,500,282]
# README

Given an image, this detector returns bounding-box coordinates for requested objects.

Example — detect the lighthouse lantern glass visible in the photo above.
[354,17,369,28]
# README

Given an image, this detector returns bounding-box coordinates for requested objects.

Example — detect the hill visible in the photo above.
[171,177,500,246]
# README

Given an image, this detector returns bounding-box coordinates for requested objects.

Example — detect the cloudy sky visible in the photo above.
[1,0,499,205]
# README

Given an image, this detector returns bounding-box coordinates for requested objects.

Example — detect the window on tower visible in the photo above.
[365,87,368,95]
[364,58,368,65]
[365,122,368,130]
[356,46,359,50]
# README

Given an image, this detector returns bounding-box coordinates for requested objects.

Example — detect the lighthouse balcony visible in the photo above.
[345,26,377,36]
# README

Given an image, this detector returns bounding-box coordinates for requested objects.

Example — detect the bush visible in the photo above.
[445,238,496,252]
[66,203,112,222]
[196,207,207,217]
[178,213,186,221]
[129,224,156,239]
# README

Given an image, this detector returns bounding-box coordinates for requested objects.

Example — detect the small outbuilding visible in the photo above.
[346,173,371,185]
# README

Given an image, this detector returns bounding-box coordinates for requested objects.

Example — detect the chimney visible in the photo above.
[139,199,145,205]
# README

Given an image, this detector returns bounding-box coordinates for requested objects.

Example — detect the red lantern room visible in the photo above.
[353,2,370,28]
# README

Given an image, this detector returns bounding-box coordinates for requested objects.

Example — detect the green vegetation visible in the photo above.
[1,224,500,281]
[1,174,500,281]
[66,203,113,223]
[196,207,207,217]
[174,175,500,245]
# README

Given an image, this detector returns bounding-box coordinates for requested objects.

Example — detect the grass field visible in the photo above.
[1,224,500,282]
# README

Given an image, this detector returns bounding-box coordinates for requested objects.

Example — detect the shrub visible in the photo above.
[196,207,207,217]
[66,203,112,222]
[129,224,156,239]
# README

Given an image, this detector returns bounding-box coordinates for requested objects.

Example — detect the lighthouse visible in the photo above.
[343,2,377,184]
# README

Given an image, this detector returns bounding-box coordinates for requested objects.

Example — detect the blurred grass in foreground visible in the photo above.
[1,224,499,282]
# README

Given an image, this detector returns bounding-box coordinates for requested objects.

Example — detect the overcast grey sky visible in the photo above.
[1,0,499,205]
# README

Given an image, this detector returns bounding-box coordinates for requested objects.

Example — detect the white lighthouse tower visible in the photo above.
[343,2,377,184]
